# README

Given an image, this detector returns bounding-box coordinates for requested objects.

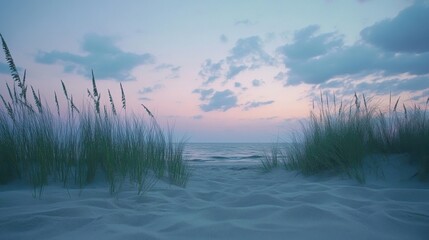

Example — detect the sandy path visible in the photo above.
[1,161,429,240]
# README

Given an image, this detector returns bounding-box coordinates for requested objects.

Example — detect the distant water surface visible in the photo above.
[184,143,274,165]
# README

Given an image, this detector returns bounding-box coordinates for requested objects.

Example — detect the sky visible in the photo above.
[1,0,428,142]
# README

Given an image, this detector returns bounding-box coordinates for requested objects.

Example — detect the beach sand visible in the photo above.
[1,155,429,240]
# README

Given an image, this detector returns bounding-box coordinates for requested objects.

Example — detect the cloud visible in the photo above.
[192,88,214,100]
[199,89,238,112]
[193,115,203,120]
[36,33,154,81]
[274,72,287,81]
[199,59,224,84]
[277,14,429,87]
[220,34,228,43]
[278,25,343,60]
[361,3,429,53]
[139,83,163,94]
[234,82,241,88]
[155,63,174,71]
[280,42,380,85]
[243,100,274,111]
[223,36,275,80]
[155,63,181,79]
[227,36,274,68]
[355,75,429,94]
[139,97,152,101]
[226,65,246,80]
[252,79,264,87]
[198,35,275,83]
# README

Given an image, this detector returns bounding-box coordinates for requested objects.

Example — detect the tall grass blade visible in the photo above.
[6,83,14,102]
[90,70,100,114]
[393,97,400,112]
[141,104,154,118]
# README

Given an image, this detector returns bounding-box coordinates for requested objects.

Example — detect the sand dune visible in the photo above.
[1,157,429,240]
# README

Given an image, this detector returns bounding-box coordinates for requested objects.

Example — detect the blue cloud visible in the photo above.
[278,17,429,87]
[199,35,274,83]
[278,25,343,60]
[155,63,181,79]
[355,76,429,94]
[199,59,224,84]
[226,65,246,80]
[139,96,152,101]
[227,36,274,68]
[243,100,274,111]
[155,64,174,70]
[139,83,163,95]
[192,88,214,101]
[35,33,154,81]
[199,89,238,112]
[223,36,275,80]
[252,79,264,87]
[234,82,241,88]
[274,72,287,81]
[361,2,429,53]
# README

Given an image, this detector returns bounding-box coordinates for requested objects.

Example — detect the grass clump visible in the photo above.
[0,34,190,197]
[264,92,429,183]
[377,97,429,180]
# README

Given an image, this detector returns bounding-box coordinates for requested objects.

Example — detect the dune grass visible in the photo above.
[0,34,189,197]
[263,92,429,183]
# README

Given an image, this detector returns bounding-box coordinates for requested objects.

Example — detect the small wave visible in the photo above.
[188,158,217,162]
[240,155,263,160]
[188,158,205,162]
[211,156,229,160]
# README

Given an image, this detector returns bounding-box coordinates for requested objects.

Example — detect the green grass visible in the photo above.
[263,92,429,183]
[0,34,190,197]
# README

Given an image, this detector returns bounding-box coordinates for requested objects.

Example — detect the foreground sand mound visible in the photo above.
[1,157,429,240]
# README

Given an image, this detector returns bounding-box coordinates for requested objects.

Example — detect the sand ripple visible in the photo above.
[1,164,429,240]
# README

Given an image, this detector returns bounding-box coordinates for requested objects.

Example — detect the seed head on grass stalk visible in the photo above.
[120,83,126,110]
[89,70,101,115]
[108,89,117,116]
[1,34,23,91]
[31,86,43,114]
[21,70,28,102]
[70,96,80,114]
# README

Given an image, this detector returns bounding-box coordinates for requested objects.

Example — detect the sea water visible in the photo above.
[183,143,275,165]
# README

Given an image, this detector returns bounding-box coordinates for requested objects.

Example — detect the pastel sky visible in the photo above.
[1,0,428,142]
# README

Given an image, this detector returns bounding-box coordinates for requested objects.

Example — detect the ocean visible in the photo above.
[183,142,275,165]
